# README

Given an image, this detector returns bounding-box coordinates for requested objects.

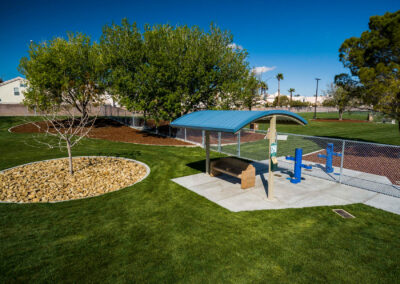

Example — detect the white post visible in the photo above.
[184,128,187,141]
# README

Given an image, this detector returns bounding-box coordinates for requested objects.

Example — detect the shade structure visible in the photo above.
[170,110,307,133]
[170,110,308,200]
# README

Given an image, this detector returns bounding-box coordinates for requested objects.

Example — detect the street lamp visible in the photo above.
[313,78,321,119]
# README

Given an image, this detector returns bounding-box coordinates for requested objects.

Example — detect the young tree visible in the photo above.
[339,11,400,131]
[288,88,295,110]
[324,79,359,120]
[19,33,106,120]
[19,33,106,174]
[27,104,100,174]
[276,73,284,105]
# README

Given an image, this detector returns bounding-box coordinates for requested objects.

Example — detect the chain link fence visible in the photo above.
[106,111,400,198]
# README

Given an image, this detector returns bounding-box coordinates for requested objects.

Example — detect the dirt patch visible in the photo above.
[10,118,192,146]
[0,157,149,203]
[311,118,369,123]
[303,145,400,185]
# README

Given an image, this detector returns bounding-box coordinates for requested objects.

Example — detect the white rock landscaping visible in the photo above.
[0,157,149,203]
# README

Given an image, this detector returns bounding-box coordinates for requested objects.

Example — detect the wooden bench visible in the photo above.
[210,157,255,189]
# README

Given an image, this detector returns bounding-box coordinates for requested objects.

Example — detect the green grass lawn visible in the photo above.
[219,136,322,161]
[258,112,400,145]
[1,116,400,283]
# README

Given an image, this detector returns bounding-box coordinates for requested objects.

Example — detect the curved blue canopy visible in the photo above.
[171,110,307,133]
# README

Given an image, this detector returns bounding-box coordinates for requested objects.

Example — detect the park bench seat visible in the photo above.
[210,157,255,189]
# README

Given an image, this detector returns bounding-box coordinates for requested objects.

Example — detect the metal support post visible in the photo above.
[184,128,187,141]
[202,130,205,147]
[218,132,221,152]
[205,131,210,174]
[339,140,345,183]
[237,131,241,157]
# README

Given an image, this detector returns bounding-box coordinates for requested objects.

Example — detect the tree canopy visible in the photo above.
[19,33,106,119]
[101,20,254,122]
[339,10,400,129]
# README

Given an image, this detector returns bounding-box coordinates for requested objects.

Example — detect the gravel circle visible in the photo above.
[0,156,150,203]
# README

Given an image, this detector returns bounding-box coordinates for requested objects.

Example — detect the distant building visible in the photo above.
[258,92,328,105]
[0,77,28,104]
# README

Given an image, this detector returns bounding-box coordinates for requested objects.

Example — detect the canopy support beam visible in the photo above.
[205,131,210,174]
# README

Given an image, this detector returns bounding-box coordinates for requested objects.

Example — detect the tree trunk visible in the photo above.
[398,115,400,133]
[289,93,292,111]
[66,139,74,175]
[277,80,280,105]
[339,109,344,121]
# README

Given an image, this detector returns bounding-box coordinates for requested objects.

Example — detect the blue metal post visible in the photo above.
[286,148,312,184]
[318,143,341,173]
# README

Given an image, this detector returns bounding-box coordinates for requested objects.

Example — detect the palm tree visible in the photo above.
[288,88,295,110]
[259,81,268,99]
[276,73,284,105]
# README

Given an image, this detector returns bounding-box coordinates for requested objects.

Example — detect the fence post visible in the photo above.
[237,131,241,157]
[218,132,221,152]
[184,128,187,141]
[339,140,345,183]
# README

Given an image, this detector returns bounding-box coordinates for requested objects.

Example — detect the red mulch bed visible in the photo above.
[11,118,192,146]
[312,118,369,123]
[303,145,400,185]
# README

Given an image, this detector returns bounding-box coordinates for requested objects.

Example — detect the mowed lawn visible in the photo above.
[259,112,400,145]
[0,116,400,283]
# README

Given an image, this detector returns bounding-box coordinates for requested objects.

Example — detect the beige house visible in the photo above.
[0,77,28,104]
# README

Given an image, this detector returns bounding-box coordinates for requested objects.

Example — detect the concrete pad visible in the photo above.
[326,184,378,203]
[172,173,217,188]
[218,192,284,212]
[172,169,400,215]
[364,193,400,215]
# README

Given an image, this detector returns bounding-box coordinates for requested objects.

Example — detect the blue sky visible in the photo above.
[1,0,399,96]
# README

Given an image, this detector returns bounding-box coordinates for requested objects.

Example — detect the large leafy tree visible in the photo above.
[101,20,251,123]
[100,19,144,108]
[19,33,105,119]
[339,11,400,130]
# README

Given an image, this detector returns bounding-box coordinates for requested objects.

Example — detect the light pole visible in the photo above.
[313,78,321,119]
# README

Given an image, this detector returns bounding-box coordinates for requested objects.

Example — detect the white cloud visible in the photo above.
[228,43,243,50]
[252,66,276,75]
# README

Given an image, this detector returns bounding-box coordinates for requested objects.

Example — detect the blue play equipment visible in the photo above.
[318,143,341,173]
[285,148,312,184]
